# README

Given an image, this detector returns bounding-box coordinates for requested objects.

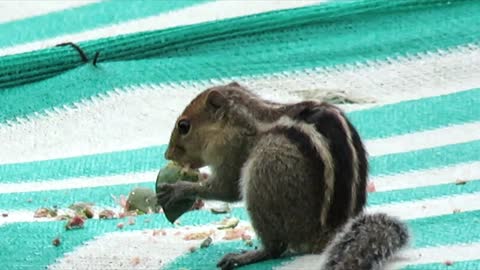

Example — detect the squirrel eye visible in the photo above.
[177,119,190,135]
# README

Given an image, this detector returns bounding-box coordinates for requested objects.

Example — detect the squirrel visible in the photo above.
[157,82,409,270]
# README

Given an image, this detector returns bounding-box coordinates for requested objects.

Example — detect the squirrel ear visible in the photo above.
[206,90,226,110]
[227,81,241,87]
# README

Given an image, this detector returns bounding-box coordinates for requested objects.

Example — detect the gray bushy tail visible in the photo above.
[323,213,410,270]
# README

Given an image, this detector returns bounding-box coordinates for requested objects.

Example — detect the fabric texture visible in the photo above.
[0,0,479,269]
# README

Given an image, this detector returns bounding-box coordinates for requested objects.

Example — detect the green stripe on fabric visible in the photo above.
[350,88,480,139]
[1,0,479,108]
[1,210,479,270]
[0,145,166,183]
[0,0,210,48]
[402,260,480,270]
[369,140,480,176]
[2,137,479,184]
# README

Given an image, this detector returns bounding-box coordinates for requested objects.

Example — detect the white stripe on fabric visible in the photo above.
[372,161,480,192]
[0,0,100,24]
[1,44,480,165]
[366,122,480,157]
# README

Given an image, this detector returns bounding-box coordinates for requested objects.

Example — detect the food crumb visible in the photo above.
[117,223,124,229]
[453,208,461,214]
[200,236,212,248]
[99,209,115,219]
[131,256,140,266]
[1,213,8,217]
[444,260,454,266]
[223,228,246,240]
[366,181,376,193]
[183,231,213,240]
[65,215,85,230]
[189,246,197,253]
[52,237,61,246]
[455,179,467,185]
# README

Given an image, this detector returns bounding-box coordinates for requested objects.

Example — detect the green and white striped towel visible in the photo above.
[0,0,479,269]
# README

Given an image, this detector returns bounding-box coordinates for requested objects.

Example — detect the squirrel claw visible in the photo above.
[217,253,241,270]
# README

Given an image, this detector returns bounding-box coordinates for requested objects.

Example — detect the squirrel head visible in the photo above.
[165,82,254,169]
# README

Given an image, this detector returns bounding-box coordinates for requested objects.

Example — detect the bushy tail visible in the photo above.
[322,213,409,270]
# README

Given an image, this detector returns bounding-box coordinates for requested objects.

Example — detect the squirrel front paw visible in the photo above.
[156,181,195,208]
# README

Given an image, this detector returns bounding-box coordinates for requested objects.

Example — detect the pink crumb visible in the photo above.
[444,260,454,266]
[65,215,85,230]
[117,223,124,229]
[367,181,376,193]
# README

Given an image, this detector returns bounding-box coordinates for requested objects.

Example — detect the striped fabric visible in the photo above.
[1,0,479,269]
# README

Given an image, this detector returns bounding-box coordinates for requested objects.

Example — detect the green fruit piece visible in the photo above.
[162,199,196,224]
[155,162,201,223]
[155,162,200,188]
[126,187,158,214]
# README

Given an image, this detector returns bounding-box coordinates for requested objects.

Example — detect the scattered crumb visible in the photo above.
[455,179,467,185]
[200,236,212,248]
[211,204,231,214]
[453,208,461,214]
[65,215,85,230]
[189,246,197,253]
[117,223,124,229]
[128,217,136,225]
[367,181,376,193]
[218,217,239,230]
[52,237,61,246]
[152,230,166,236]
[131,256,141,266]
[241,233,252,241]
[223,228,247,240]
[244,239,254,247]
[99,209,115,219]
[444,260,454,266]
[191,199,204,210]
[2,213,8,217]
[183,231,214,240]
[34,207,57,218]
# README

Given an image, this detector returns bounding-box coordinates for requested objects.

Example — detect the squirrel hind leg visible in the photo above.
[322,213,409,270]
[217,242,286,270]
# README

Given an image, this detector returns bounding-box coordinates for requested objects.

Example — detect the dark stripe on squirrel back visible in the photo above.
[294,103,359,228]
[345,118,369,215]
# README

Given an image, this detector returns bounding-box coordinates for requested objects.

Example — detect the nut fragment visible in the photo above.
[200,236,212,248]
[34,207,57,218]
[183,231,213,240]
[52,237,61,246]
[455,179,467,185]
[99,209,116,219]
[218,218,239,230]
